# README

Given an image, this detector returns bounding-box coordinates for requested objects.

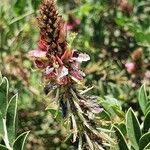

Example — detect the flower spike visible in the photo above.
[29,0,114,149]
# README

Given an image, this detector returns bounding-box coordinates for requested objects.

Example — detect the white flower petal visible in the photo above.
[72,53,90,62]
[29,50,47,58]
[57,66,68,79]
[45,66,54,75]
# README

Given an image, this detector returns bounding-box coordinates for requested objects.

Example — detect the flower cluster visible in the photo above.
[29,0,90,85]
[29,0,112,149]
[29,47,90,85]
[125,48,150,87]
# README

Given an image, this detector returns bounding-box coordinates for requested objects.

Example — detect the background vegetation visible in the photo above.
[0,0,149,149]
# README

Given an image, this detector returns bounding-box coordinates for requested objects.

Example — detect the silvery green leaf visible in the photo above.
[6,94,18,144]
[0,145,9,150]
[0,112,4,138]
[139,132,150,150]
[126,108,141,150]
[0,77,9,118]
[13,131,30,150]
[143,111,150,133]
[138,84,148,115]
[111,126,129,150]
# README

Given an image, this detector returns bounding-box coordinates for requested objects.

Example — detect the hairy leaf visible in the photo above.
[111,126,129,150]
[139,132,150,150]
[13,131,30,150]
[126,108,141,150]
[0,145,9,150]
[144,143,150,150]
[0,112,4,138]
[138,84,148,115]
[143,111,150,133]
[6,94,18,144]
[0,77,9,118]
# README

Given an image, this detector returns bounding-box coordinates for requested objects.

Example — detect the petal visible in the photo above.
[70,70,84,81]
[57,66,68,79]
[91,107,103,114]
[125,62,136,74]
[57,76,69,85]
[75,19,81,25]
[61,50,72,61]
[34,60,46,68]
[38,37,47,51]
[29,50,47,58]
[145,71,150,79]
[45,66,54,75]
[72,53,90,62]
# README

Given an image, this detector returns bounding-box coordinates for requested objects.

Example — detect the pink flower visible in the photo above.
[145,71,150,79]
[29,50,47,59]
[125,62,136,74]
[38,37,48,51]
[71,51,90,62]
[29,47,90,85]
[56,66,68,79]
[67,19,80,31]
[34,60,47,69]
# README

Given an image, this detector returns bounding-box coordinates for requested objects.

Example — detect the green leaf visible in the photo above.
[31,0,41,10]
[0,145,9,150]
[78,3,93,16]
[138,84,148,115]
[126,108,141,150]
[144,143,150,150]
[100,97,124,119]
[46,108,62,121]
[111,126,129,150]
[13,131,30,150]
[0,77,9,118]
[145,102,150,115]
[99,97,116,118]
[100,101,116,117]
[139,132,150,150]
[115,123,127,136]
[143,111,150,133]
[98,109,111,121]
[0,112,4,137]
[13,0,26,15]
[6,94,18,144]
[111,105,125,119]
[105,96,122,110]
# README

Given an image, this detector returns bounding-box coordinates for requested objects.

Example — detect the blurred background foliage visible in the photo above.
[0,0,149,149]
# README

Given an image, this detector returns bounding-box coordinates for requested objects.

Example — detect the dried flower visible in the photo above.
[37,0,67,56]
